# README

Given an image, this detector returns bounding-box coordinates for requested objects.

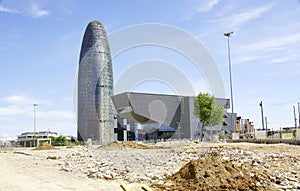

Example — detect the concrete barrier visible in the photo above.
[296,130,300,140]
[232,133,240,140]
[282,133,292,139]
[232,138,300,145]
[255,130,266,139]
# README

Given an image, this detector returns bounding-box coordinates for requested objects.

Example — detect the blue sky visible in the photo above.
[1,0,300,140]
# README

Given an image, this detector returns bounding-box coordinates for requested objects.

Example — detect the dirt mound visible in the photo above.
[154,156,277,191]
[101,141,159,149]
[33,142,56,150]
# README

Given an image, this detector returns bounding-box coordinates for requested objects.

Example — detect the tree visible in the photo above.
[210,103,225,126]
[194,92,224,141]
[50,136,68,146]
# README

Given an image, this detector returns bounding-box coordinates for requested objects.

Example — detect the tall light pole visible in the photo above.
[259,101,264,130]
[33,104,38,132]
[298,102,300,127]
[224,31,235,132]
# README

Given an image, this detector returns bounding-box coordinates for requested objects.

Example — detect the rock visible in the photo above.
[263,163,270,168]
[61,166,71,172]
[87,169,97,175]
[151,175,159,180]
[251,161,259,166]
[294,182,300,189]
[103,174,113,180]
[127,177,135,183]
[249,172,255,177]
[110,172,119,178]
[287,177,298,182]
[47,155,61,160]
[88,173,98,179]
[231,172,243,178]
[269,176,276,181]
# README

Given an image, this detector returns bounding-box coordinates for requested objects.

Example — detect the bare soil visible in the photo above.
[33,142,56,150]
[154,156,277,191]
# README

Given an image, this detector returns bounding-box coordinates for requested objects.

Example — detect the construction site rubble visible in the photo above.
[57,141,300,190]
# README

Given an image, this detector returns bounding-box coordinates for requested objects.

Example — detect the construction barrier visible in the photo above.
[232,138,300,145]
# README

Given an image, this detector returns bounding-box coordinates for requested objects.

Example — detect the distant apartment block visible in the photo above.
[236,117,254,133]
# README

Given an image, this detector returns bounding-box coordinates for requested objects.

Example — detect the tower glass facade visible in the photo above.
[78,21,114,144]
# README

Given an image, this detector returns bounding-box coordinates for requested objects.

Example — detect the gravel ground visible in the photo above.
[1,140,299,191]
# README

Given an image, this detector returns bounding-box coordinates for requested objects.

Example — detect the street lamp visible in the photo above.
[224,31,235,132]
[259,101,264,130]
[33,104,38,132]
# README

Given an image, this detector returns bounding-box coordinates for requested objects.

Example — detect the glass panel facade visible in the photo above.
[78,21,114,144]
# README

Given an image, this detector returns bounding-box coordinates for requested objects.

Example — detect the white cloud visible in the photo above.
[29,4,49,18]
[0,105,26,116]
[270,57,293,64]
[0,1,49,18]
[241,32,300,52]
[0,4,19,14]
[1,94,53,106]
[234,55,260,64]
[211,3,274,28]
[235,32,300,65]
[180,0,220,21]
[0,94,74,119]
[197,0,219,13]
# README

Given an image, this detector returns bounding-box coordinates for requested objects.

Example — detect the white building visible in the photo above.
[17,131,59,147]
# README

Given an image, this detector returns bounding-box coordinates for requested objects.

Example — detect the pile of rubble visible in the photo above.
[59,147,186,183]
[34,142,55,150]
[57,142,300,190]
[99,141,162,149]
[207,147,300,190]
[154,156,276,191]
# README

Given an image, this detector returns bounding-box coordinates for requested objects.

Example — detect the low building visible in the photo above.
[17,131,59,147]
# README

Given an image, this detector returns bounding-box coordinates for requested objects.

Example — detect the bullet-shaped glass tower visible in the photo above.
[77,21,114,144]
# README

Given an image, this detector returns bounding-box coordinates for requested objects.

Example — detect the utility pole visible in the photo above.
[259,101,265,130]
[298,102,300,127]
[293,105,297,128]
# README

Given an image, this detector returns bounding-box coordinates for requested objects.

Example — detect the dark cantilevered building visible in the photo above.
[112,92,230,140]
[77,21,114,144]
